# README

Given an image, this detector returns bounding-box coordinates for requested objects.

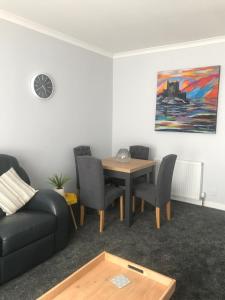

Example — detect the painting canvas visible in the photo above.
[155,65,220,133]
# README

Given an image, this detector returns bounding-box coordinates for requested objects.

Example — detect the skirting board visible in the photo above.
[172,196,202,206]
[204,201,225,212]
[172,197,225,212]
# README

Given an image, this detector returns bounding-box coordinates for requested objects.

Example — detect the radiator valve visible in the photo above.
[200,192,206,199]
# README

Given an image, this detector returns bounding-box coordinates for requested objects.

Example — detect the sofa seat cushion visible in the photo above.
[0,211,56,256]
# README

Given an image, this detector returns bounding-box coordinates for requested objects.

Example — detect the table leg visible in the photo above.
[69,205,78,230]
[150,165,156,184]
[125,175,133,227]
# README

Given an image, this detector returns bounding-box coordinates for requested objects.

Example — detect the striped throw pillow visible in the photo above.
[0,168,38,215]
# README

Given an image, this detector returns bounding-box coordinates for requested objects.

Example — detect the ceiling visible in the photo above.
[0,0,225,56]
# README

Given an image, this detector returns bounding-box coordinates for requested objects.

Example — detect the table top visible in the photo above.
[102,157,156,173]
[64,193,78,205]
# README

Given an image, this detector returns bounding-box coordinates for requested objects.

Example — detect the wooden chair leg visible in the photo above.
[156,207,160,229]
[99,210,105,233]
[141,199,145,213]
[132,195,136,213]
[166,200,171,221]
[80,205,85,226]
[120,195,124,221]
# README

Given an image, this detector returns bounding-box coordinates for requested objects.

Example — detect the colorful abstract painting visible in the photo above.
[155,66,220,133]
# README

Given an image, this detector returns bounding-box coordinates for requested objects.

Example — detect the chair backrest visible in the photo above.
[77,156,105,210]
[0,154,30,184]
[156,154,177,207]
[129,145,150,160]
[73,146,92,189]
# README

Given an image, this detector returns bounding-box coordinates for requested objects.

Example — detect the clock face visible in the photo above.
[33,74,53,99]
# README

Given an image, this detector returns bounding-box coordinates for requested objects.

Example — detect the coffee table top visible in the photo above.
[38,252,175,300]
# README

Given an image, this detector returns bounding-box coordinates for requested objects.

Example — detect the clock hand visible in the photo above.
[35,86,43,91]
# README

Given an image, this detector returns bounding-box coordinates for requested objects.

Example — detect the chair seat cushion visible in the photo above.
[0,211,56,256]
[133,175,148,185]
[105,185,123,207]
[134,183,157,206]
[109,178,125,187]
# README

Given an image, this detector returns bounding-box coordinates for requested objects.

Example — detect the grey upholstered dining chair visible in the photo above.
[129,145,150,212]
[73,145,92,190]
[77,156,124,232]
[129,145,150,161]
[133,154,177,229]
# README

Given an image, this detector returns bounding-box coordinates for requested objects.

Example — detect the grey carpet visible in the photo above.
[0,201,225,300]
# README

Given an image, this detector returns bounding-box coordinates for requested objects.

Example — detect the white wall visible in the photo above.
[0,20,113,191]
[113,43,225,207]
[2,18,225,208]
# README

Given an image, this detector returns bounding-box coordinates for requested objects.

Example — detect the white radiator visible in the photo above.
[155,159,203,203]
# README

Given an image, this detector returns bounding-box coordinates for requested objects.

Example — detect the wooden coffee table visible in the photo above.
[38,252,175,300]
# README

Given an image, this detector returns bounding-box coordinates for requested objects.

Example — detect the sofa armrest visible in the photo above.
[26,189,69,251]
[26,189,66,215]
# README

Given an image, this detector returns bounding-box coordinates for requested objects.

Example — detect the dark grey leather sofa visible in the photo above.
[0,154,69,284]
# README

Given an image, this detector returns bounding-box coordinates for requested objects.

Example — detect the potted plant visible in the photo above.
[48,174,70,196]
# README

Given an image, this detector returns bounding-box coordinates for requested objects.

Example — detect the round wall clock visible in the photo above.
[32,74,53,99]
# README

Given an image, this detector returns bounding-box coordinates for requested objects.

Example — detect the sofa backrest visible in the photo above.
[0,154,31,217]
[0,154,30,184]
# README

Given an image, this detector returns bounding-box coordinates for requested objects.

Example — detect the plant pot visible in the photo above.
[54,188,65,197]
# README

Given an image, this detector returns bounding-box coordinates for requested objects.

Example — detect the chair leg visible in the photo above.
[141,199,145,213]
[156,207,160,229]
[132,195,136,213]
[166,200,171,221]
[99,210,105,233]
[80,205,85,226]
[120,195,124,221]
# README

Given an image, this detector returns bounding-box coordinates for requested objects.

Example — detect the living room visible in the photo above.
[0,1,225,299]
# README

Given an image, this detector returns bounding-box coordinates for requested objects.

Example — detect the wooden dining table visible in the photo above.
[102,157,156,227]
